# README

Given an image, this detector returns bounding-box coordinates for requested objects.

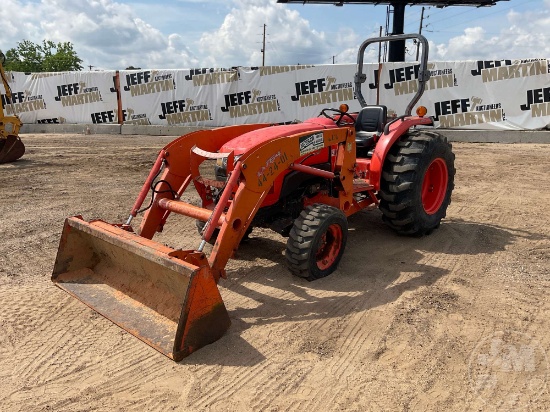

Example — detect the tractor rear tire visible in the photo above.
[286,204,348,281]
[379,130,455,236]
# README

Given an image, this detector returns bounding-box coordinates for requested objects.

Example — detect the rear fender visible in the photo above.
[369,116,433,190]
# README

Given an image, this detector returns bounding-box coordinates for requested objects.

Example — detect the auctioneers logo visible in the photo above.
[259,65,314,76]
[1,89,46,115]
[220,89,279,118]
[110,71,176,97]
[469,330,548,409]
[520,86,550,118]
[37,117,66,124]
[55,81,102,107]
[369,63,456,96]
[185,68,239,87]
[290,76,353,108]
[471,59,549,83]
[122,108,150,125]
[433,96,505,127]
[89,107,151,125]
[158,98,212,124]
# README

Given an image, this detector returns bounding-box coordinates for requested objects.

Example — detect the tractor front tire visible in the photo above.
[379,130,455,236]
[286,204,348,281]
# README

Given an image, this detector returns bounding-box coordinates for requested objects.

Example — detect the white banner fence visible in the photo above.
[2,59,550,131]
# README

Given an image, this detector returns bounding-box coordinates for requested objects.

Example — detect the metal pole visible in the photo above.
[388,2,406,62]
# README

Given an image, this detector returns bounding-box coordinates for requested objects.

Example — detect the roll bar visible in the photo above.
[354,34,430,116]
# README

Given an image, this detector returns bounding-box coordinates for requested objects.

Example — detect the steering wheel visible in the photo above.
[319,108,355,127]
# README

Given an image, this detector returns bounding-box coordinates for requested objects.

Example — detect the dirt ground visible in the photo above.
[0,133,549,411]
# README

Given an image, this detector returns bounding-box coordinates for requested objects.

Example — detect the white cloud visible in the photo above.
[431,8,550,60]
[1,0,198,69]
[198,0,332,67]
[1,0,549,70]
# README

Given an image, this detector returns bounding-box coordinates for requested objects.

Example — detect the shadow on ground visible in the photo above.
[182,211,544,366]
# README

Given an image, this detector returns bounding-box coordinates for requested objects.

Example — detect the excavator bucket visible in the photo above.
[0,135,25,163]
[52,216,231,361]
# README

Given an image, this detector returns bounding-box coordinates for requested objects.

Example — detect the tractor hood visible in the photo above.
[219,117,338,155]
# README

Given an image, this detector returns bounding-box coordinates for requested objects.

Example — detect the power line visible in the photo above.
[437,0,538,32]
[427,0,538,32]
[266,40,282,64]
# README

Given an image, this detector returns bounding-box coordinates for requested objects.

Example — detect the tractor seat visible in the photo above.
[355,105,387,150]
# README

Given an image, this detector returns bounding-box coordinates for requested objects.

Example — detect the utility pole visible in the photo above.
[416,7,425,61]
[261,24,266,66]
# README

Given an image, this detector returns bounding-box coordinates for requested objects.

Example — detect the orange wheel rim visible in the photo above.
[421,158,448,215]
[316,224,343,270]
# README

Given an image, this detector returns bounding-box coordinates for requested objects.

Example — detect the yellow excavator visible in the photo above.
[0,52,25,163]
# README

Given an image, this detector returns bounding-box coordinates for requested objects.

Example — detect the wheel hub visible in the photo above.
[316,224,343,270]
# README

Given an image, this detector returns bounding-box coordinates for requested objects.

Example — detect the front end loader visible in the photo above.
[0,52,25,163]
[52,34,455,361]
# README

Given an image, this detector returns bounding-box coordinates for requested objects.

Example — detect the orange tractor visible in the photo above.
[52,34,455,361]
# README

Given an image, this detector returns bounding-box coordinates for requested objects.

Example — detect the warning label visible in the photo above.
[299,133,324,156]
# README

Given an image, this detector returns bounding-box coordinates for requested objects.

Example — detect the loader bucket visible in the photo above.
[52,216,231,361]
[0,135,25,163]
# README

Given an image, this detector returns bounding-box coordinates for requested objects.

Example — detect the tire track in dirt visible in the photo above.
[2,137,549,411]
[0,281,184,409]
[210,212,464,410]
[6,293,192,412]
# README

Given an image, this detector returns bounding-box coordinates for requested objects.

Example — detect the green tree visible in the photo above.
[3,40,83,72]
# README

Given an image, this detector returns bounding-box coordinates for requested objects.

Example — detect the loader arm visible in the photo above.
[138,124,271,238]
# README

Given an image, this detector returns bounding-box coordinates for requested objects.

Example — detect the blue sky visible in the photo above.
[1,0,548,70]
